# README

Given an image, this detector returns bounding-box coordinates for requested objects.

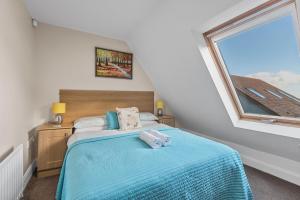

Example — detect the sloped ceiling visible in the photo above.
[128,0,300,162]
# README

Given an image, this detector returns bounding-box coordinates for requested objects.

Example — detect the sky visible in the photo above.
[217,14,300,98]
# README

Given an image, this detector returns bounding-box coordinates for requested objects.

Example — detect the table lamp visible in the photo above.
[156,100,164,116]
[52,102,66,125]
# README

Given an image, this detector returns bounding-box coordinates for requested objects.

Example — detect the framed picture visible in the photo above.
[95,47,133,79]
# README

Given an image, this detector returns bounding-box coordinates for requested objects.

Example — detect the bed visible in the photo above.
[55,90,253,200]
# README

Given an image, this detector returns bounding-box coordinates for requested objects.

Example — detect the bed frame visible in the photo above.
[59,89,154,124]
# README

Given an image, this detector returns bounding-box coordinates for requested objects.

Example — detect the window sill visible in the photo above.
[234,118,300,139]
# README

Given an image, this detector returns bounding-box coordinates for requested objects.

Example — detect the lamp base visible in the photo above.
[54,114,63,125]
[157,108,163,116]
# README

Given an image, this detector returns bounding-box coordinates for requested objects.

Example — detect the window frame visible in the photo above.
[203,0,300,126]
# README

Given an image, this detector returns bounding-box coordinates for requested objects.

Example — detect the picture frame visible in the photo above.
[95,47,133,79]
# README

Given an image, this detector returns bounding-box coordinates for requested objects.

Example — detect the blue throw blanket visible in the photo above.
[56,128,253,200]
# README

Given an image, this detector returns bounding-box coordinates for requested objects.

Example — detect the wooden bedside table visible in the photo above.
[157,115,175,127]
[36,123,73,177]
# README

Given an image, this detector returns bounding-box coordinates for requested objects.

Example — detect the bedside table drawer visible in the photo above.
[158,116,175,127]
[37,129,72,172]
[159,119,175,127]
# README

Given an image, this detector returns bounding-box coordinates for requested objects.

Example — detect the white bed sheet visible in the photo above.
[67,123,170,147]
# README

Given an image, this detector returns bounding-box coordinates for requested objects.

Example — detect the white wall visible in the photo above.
[34,23,156,124]
[0,0,35,170]
[128,0,300,163]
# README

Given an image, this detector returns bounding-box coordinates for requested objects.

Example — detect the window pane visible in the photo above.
[216,13,300,118]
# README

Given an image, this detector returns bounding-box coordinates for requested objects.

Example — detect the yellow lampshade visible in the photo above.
[156,100,164,109]
[52,103,66,114]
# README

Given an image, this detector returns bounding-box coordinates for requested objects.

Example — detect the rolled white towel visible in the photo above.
[148,130,171,146]
[139,131,163,149]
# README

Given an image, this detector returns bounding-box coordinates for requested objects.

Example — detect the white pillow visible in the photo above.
[74,126,107,133]
[116,107,142,130]
[74,116,107,129]
[141,121,159,126]
[139,112,158,121]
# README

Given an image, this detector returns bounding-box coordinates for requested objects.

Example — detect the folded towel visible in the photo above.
[149,130,171,146]
[139,131,163,149]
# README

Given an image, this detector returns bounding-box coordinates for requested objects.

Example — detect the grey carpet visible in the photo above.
[23,166,300,200]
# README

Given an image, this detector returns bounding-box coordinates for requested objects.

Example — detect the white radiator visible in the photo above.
[0,144,23,200]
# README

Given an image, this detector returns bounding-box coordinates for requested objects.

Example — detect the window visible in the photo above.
[247,88,266,99]
[266,90,283,99]
[204,0,300,125]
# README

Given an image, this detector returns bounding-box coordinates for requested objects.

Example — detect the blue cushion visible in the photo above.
[106,112,119,130]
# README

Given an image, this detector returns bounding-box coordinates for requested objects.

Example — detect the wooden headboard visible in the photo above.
[60,90,154,123]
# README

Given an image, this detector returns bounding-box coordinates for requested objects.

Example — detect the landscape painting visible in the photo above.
[95,47,133,79]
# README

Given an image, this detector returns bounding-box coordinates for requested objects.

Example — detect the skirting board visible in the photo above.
[183,129,300,186]
[23,160,36,192]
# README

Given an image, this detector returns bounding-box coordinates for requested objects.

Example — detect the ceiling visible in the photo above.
[25,0,162,40]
